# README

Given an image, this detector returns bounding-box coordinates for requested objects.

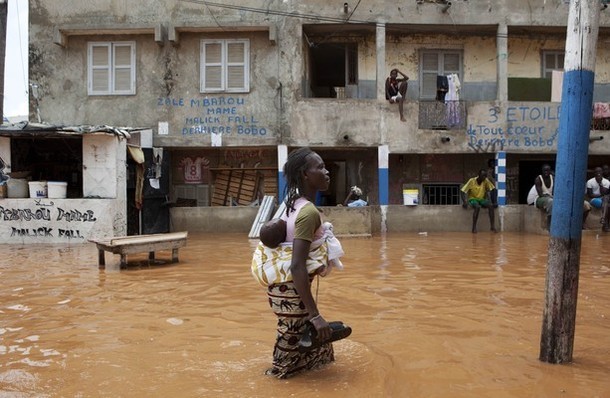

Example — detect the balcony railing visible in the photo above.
[418,100,467,130]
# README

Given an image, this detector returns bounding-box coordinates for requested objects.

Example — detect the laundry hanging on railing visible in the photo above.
[445,73,461,127]
[592,102,610,131]
[593,103,610,119]
[436,75,449,102]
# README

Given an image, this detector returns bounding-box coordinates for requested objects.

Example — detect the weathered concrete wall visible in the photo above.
[509,37,564,78]
[171,206,259,233]
[290,100,610,154]
[169,204,606,235]
[29,0,610,153]
[320,206,372,236]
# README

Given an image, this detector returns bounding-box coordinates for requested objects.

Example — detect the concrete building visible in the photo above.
[24,0,610,234]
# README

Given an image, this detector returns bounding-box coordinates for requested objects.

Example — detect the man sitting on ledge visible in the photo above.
[532,164,590,230]
[461,169,497,234]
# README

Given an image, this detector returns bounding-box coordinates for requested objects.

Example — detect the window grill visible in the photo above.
[422,183,462,205]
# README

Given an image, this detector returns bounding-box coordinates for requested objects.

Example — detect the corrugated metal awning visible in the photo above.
[0,121,148,139]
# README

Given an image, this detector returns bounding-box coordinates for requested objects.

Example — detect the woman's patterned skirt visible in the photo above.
[265,281,334,378]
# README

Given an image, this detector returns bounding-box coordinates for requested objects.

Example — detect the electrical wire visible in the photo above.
[180,0,601,42]
[203,1,226,31]
[346,0,362,22]
[180,0,377,26]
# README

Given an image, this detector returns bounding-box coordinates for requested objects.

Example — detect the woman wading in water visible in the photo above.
[251,147,346,378]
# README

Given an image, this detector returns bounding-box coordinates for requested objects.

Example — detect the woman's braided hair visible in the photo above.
[283,147,314,217]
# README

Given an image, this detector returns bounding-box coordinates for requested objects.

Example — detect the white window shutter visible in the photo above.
[201,39,249,93]
[113,44,134,93]
[90,43,111,94]
[88,41,135,95]
[202,42,223,92]
[443,53,460,74]
[226,41,248,91]
[421,52,439,98]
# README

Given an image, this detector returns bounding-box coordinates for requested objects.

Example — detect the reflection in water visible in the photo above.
[0,232,608,397]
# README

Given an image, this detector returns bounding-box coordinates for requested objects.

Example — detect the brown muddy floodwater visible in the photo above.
[0,232,609,397]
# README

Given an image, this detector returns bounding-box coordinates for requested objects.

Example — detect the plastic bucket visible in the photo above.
[7,178,29,198]
[48,181,68,199]
[403,189,419,205]
[28,181,48,198]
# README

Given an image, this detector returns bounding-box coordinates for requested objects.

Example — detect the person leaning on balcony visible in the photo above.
[585,166,610,230]
[385,68,409,122]
[461,168,497,234]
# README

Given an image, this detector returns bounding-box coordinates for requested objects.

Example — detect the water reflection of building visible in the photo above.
[22,1,610,234]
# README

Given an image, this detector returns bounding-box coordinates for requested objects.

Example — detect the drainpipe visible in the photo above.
[496,22,508,102]
[375,22,386,102]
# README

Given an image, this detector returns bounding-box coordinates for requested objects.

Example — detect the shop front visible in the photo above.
[0,124,148,244]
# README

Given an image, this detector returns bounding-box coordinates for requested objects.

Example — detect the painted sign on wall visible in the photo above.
[467,105,561,151]
[158,96,270,137]
[0,199,119,244]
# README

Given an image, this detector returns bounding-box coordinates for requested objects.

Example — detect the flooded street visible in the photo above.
[1,232,609,397]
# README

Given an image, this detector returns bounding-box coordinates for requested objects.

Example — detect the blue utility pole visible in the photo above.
[539,0,601,364]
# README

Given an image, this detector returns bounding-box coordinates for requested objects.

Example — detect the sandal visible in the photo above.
[298,321,352,353]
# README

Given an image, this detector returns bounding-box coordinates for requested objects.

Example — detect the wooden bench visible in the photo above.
[90,231,188,268]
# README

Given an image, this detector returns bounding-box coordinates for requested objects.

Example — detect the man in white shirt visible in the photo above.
[586,166,610,230]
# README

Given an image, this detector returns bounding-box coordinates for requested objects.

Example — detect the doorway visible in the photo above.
[308,43,357,98]
[519,160,555,204]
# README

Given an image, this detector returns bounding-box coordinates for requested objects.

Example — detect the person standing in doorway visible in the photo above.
[385,68,409,122]
[461,169,497,233]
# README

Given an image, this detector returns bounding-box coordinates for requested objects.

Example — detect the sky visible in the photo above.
[3,0,28,118]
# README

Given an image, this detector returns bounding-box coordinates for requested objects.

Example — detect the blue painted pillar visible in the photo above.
[277,145,287,203]
[378,145,389,205]
[540,0,600,364]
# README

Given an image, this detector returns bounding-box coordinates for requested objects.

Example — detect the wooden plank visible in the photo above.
[211,170,232,206]
[109,231,187,246]
[90,232,188,247]
[222,169,233,205]
[97,239,187,256]
[211,169,261,206]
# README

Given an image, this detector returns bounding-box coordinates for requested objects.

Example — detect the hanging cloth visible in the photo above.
[128,146,146,210]
[436,75,448,102]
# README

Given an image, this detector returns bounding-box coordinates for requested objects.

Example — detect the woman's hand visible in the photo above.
[309,314,331,342]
